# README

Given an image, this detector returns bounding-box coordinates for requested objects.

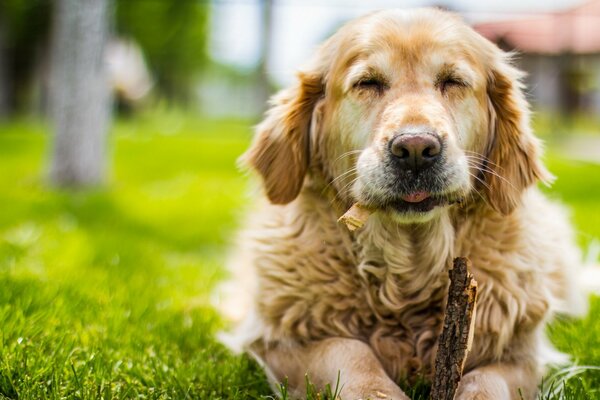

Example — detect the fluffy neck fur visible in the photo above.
[354,209,455,315]
[306,172,458,309]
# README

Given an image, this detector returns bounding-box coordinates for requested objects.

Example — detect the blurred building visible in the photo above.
[474,0,600,114]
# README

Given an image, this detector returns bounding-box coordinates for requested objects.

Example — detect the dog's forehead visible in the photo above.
[356,8,467,45]
[330,10,483,77]
[345,47,478,82]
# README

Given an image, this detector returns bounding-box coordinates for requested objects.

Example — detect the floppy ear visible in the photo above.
[243,71,324,204]
[483,57,553,215]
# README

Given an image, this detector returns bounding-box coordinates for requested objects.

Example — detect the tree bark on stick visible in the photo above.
[48,0,112,187]
[430,257,478,400]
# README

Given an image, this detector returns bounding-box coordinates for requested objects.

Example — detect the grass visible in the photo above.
[0,112,599,399]
[532,110,600,139]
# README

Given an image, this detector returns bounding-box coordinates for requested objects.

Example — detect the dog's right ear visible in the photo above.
[242,71,324,205]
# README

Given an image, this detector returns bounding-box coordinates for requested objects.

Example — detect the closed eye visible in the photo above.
[440,77,465,92]
[436,71,468,93]
[353,77,388,93]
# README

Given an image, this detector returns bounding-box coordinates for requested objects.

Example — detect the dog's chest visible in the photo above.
[354,218,454,379]
[361,259,448,380]
[254,204,455,378]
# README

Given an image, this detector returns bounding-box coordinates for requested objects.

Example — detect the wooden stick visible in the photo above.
[337,203,373,231]
[430,257,478,400]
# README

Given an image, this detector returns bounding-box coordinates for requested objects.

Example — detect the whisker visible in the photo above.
[321,168,360,198]
[328,163,380,208]
[468,165,517,192]
[464,177,492,209]
[466,160,498,177]
[329,176,360,208]
[464,151,503,170]
[465,157,518,192]
[333,150,363,164]
[327,167,370,207]
[467,170,492,192]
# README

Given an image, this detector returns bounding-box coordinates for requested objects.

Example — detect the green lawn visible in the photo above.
[0,114,598,399]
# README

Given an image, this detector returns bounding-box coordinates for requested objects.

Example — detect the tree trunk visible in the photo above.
[256,0,273,112]
[48,0,112,187]
[0,7,11,119]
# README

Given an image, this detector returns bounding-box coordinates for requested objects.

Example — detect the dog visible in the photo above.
[218,8,583,400]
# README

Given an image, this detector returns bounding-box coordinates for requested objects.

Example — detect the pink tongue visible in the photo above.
[402,191,430,203]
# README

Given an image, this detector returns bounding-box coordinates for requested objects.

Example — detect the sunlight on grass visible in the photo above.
[0,115,598,399]
[0,116,270,399]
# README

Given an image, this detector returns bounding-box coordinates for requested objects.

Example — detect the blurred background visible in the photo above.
[0,1,599,398]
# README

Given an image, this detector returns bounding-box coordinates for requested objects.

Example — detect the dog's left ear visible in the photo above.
[483,56,554,215]
[242,71,324,204]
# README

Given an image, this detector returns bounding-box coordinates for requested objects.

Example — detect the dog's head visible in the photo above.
[244,8,552,223]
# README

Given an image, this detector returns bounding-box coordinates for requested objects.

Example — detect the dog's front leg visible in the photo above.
[253,337,409,400]
[455,362,538,400]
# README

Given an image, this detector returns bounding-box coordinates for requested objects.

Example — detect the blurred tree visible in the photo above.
[48,0,112,187]
[116,0,209,104]
[0,0,208,116]
[0,6,9,118]
[0,0,51,116]
[256,0,274,111]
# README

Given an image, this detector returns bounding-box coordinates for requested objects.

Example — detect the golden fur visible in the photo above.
[219,8,583,400]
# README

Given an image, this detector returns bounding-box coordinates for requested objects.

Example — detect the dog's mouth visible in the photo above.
[379,191,462,214]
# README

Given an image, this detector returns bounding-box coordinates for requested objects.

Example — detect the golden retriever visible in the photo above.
[219,8,583,400]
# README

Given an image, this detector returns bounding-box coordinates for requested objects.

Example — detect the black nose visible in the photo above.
[389,133,442,171]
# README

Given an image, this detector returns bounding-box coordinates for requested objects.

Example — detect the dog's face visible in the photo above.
[246,9,552,222]
[325,12,490,222]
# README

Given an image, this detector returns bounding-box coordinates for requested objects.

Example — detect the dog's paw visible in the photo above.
[455,370,510,400]
[351,391,409,400]
[340,380,410,400]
